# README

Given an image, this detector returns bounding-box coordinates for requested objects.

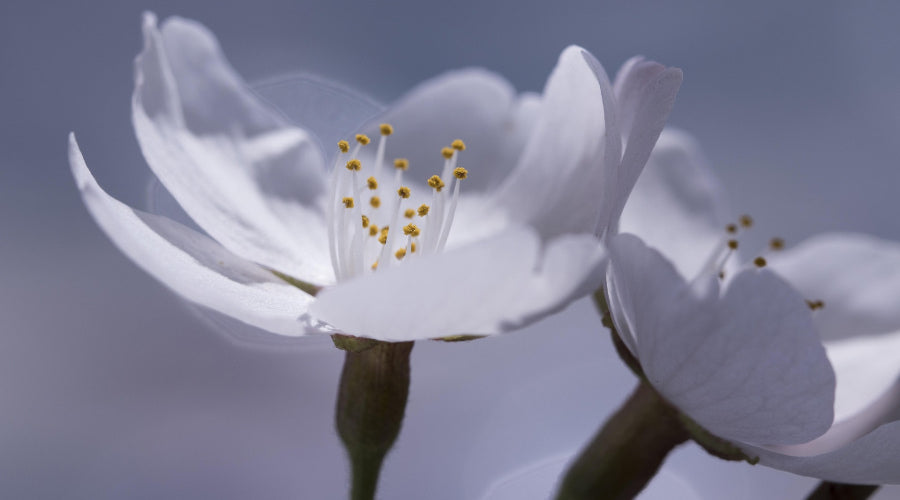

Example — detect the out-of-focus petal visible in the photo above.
[494,46,618,239]
[358,70,536,192]
[619,129,731,279]
[309,228,606,341]
[769,233,900,341]
[604,57,683,235]
[70,134,315,337]
[607,234,835,445]
[134,13,333,284]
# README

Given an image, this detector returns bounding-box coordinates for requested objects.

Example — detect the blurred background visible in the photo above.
[2,0,900,498]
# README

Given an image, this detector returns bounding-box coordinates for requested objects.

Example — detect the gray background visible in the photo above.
[2,0,900,498]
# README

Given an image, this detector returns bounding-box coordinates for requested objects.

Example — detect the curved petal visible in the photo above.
[357,70,536,192]
[70,134,316,337]
[746,416,900,484]
[309,228,606,341]
[826,330,900,423]
[619,129,731,279]
[134,13,333,284]
[607,234,835,445]
[604,57,684,235]
[494,46,620,239]
[769,233,900,341]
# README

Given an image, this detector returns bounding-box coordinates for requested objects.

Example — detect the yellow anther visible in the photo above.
[394,158,409,170]
[806,299,825,311]
[367,176,378,190]
[404,208,416,219]
[441,147,455,159]
[770,238,785,250]
[725,223,738,234]
[380,226,390,237]
[753,256,767,268]
[338,140,350,153]
[371,261,379,270]
[453,167,468,180]
[379,123,394,136]
[361,215,370,228]
[417,204,430,216]
[370,196,381,208]
[451,139,466,151]
[718,271,726,279]
[378,233,388,245]
[727,239,739,250]
[403,223,421,237]
[427,175,445,192]
[346,159,361,171]
[395,248,407,260]
[355,134,370,145]
[398,186,411,199]
[739,214,754,228]
[411,242,417,253]
[369,224,379,237]
[342,197,354,208]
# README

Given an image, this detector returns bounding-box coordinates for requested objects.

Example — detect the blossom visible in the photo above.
[607,128,900,483]
[69,13,682,342]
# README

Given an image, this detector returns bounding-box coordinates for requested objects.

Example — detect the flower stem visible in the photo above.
[805,482,879,500]
[334,340,414,500]
[554,381,689,500]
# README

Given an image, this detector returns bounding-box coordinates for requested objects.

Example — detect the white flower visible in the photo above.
[69,13,682,342]
[608,128,900,483]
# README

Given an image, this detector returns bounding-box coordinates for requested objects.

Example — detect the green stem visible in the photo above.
[334,340,414,500]
[555,381,689,500]
[806,482,879,500]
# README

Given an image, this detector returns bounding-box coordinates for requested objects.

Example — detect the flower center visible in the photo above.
[326,125,468,281]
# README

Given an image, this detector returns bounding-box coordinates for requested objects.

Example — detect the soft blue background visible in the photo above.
[2,0,899,498]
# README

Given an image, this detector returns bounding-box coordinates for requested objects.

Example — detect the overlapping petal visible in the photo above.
[310,228,606,341]
[607,234,835,445]
[70,134,314,336]
[134,13,333,285]
[619,129,731,279]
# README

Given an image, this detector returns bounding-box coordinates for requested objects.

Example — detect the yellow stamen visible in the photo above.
[417,204,430,216]
[338,140,349,153]
[394,158,409,170]
[806,299,825,310]
[727,239,738,250]
[378,233,388,245]
[753,256,767,268]
[451,139,466,151]
[441,147,454,159]
[345,159,361,171]
[369,224,379,237]
[739,214,753,228]
[770,238,785,250]
[403,223,421,237]
[361,215,370,228]
[370,196,381,208]
[371,261,379,270]
[355,134,370,145]
[726,223,738,234]
[379,123,394,136]
[342,197,354,208]
[427,175,445,192]
[395,248,407,260]
[404,208,416,219]
[411,242,417,253]
[367,177,378,190]
[453,167,468,179]
[398,186,411,199]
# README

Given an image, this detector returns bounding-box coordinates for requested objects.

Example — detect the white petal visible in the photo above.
[607,234,835,445]
[604,57,684,235]
[769,233,900,341]
[70,134,315,337]
[309,228,606,341]
[745,416,900,484]
[358,70,534,192]
[826,330,900,423]
[134,13,333,284]
[619,129,731,278]
[494,46,620,239]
